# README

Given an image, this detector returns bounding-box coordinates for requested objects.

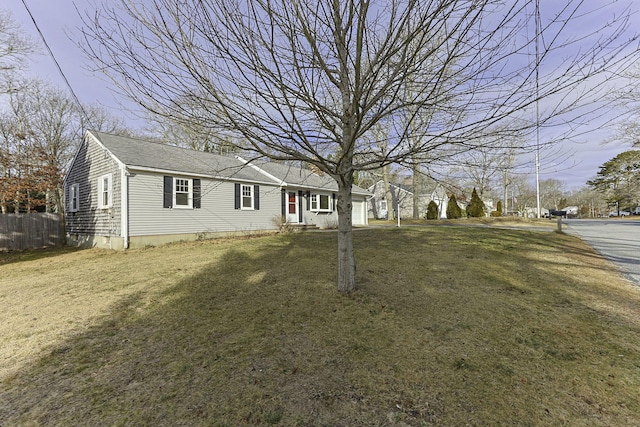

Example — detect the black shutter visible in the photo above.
[163,176,172,208]
[254,185,260,210]
[281,190,286,216]
[298,190,303,223]
[234,183,241,209]
[193,179,201,209]
[306,191,311,210]
[332,193,336,211]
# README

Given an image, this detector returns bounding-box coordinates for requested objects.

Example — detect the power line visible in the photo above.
[20,0,96,130]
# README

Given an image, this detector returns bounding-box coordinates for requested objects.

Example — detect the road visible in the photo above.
[564,219,640,286]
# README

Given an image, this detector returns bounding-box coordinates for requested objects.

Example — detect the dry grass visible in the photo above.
[369,216,558,228]
[1,227,640,426]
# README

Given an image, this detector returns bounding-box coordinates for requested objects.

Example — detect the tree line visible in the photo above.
[0,10,129,214]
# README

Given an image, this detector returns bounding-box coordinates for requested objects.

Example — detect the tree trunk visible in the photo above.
[382,164,394,220]
[412,159,420,219]
[336,176,356,293]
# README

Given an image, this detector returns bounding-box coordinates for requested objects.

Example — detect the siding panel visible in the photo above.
[65,136,122,238]
[128,172,281,236]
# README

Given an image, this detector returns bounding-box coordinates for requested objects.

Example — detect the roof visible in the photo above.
[249,160,370,196]
[87,131,370,195]
[90,131,268,183]
[367,179,446,197]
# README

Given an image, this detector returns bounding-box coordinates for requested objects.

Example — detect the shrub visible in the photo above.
[496,200,503,216]
[426,200,439,220]
[272,215,296,233]
[447,194,462,219]
[466,188,485,218]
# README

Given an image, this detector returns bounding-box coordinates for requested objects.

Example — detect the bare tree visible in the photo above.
[568,186,607,218]
[0,9,36,91]
[539,178,566,211]
[147,112,242,154]
[0,79,133,212]
[452,138,514,199]
[81,0,637,292]
[610,63,640,147]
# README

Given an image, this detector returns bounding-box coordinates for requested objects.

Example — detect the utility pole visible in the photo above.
[535,0,542,219]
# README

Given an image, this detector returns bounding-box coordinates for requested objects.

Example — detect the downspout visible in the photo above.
[121,166,129,249]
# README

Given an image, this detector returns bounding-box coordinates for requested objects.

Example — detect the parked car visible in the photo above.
[609,211,631,217]
[633,206,640,215]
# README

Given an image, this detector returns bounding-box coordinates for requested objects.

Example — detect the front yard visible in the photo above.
[1,227,639,425]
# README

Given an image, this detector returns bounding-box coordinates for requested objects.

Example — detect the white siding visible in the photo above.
[128,172,281,236]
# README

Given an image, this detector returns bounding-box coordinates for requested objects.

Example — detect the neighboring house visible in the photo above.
[564,206,579,217]
[367,180,448,219]
[64,131,369,249]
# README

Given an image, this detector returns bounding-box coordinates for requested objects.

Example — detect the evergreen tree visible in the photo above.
[495,200,503,216]
[447,194,462,219]
[466,188,486,218]
[426,200,439,220]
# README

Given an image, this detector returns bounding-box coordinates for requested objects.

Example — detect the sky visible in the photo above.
[2,0,640,191]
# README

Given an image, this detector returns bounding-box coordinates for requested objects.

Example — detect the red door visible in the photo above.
[287,192,298,223]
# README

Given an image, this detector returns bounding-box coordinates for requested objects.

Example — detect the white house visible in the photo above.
[367,180,449,219]
[64,131,370,249]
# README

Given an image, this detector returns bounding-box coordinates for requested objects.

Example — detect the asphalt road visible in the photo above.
[564,219,640,286]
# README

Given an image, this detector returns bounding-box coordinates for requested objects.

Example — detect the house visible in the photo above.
[367,180,449,219]
[64,131,370,249]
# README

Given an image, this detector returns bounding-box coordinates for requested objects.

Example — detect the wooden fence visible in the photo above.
[0,213,65,251]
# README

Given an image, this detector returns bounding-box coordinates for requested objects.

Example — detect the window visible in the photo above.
[241,184,253,209]
[234,183,260,210]
[98,174,112,209]
[68,183,79,212]
[163,176,200,209]
[380,200,388,212]
[174,178,192,208]
[310,193,332,212]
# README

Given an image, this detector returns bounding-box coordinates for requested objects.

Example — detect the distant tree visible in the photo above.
[446,194,462,219]
[466,188,485,218]
[509,175,536,216]
[426,200,439,220]
[587,150,640,213]
[540,178,566,210]
[0,9,36,89]
[567,187,607,218]
[0,124,55,213]
[495,200,503,216]
[0,79,132,213]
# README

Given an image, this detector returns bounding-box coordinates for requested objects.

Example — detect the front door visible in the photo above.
[286,192,299,223]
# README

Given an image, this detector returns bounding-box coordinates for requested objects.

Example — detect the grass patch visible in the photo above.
[1,228,640,425]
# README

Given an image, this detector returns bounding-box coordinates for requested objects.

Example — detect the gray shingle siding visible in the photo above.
[65,135,122,237]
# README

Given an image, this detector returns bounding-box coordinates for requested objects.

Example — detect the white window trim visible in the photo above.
[173,177,193,209]
[241,184,254,210]
[98,173,113,209]
[69,183,79,212]
[310,193,332,212]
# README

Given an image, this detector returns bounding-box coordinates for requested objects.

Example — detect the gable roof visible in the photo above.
[246,160,370,196]
[85,131,370,195]
[90,131,269,183]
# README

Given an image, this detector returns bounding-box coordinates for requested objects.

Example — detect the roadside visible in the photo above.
[564,219,640,287]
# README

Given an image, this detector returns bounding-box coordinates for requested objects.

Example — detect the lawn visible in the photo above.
[1,226,639,426]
